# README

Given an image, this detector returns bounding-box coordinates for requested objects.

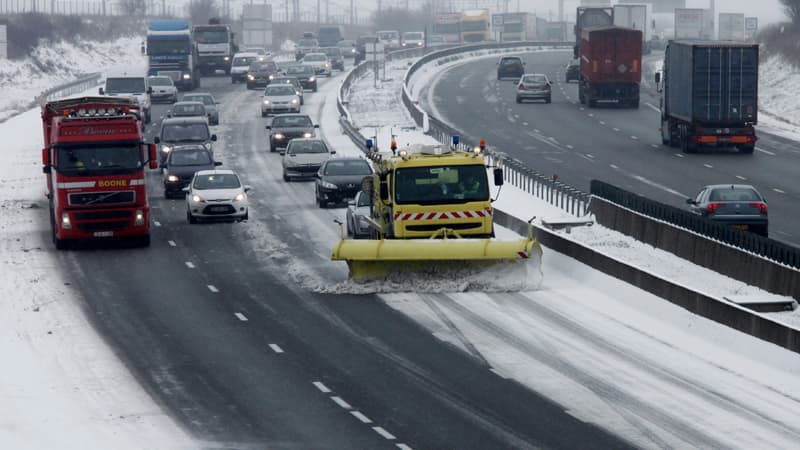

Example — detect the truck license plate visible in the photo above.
[93,231,114,237]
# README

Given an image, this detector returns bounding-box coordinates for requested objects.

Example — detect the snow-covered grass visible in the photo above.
[0,36,146,122]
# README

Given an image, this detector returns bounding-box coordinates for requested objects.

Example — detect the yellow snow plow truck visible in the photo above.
[332,141,542,281]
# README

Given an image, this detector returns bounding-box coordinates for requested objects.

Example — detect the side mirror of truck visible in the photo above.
[154,137,160,144]
[147,86,153,94]
[147,144,158,169]
[654,71,663,93]
[379,181,389,201]
[265,126,271,130]
[214,161,223,166]
[493,168,504,186]
[41,148,51,173]
[98,87,105,95]
[210,134,217,141]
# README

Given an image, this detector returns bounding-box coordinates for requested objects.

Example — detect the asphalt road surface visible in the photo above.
[424,50,800,246]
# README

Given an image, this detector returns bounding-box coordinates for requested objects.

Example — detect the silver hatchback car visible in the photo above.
[282,138,334,181]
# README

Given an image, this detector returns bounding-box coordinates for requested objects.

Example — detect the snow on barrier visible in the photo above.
[37,72,103,103]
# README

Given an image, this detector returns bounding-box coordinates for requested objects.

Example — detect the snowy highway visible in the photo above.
[2,49,800,449]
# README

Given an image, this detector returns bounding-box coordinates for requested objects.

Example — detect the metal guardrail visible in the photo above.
[37,72,103,103]
[591,180,800,269]
[398,41,591,217]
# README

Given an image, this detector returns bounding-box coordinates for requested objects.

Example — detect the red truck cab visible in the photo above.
[41,97,158,248]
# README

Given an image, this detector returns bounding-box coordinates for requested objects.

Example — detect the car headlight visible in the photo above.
[320,180,338,190]
[192,195,204,203]
[167,175,179,182]
[274,133,284,140]
[224,56,230,61]
[351,48,356,53]
[162,145,172,153]
[303,132,313,138]
[291,98,298,104]
[234,193,246,202]
[263,100,270,105]
[269,74,275,80]
[417,42,423,46]
[183,73,191,80]
[309,76,316,82]
[248,74,255,80]
[325,63,330,68]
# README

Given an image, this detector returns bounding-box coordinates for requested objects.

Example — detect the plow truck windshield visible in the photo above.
[395,164,489,204]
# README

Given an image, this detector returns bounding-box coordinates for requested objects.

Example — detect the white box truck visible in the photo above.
[242,4,273,50]
[718,13,745,41]
[614,4,652,53]
[674,8,714,40]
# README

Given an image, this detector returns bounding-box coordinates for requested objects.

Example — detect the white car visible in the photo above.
[99,76,152,124]
[261,84,301,117]
[401,31,425,48]
[300,53,332,77]
[185,170,250,223]
[245,47,272,61]
[346,190,373,238]
[147,76,178,103]
[282,138,335,181]
[230,52,259,83]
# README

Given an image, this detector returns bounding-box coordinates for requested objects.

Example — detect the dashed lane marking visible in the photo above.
[675,153,685,158]
[396,444,413,450]
[650,144,659,148]
[269,344,284,354]
[599,121,606,125]
[313,381,332,393]
[185,262,195,269]
[610,164,619,169]
[168,240,177,247]
[736,175,747,180]
[773,188,786,194]
[612,127,620,132]
[631,136,639,140]
[566,144,574,149]
[154,220,162,227]
[756,147,776,156]
[351,411,372,424]
[331,396,352,409]
[645,102,660,112]
[586,154,595,158]
[235,312,248,322]
[633,175,688,198]
[522,122,528,126]
[704,163,714,169]
[207,285,219,293]
[373,427,396,440]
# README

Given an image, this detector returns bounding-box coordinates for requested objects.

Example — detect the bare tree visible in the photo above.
[119,0,146,16]
[780,0,800,25]
[187,0,220,25]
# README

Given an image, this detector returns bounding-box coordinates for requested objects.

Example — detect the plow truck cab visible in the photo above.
[332,142,542,281]
[41,97,159,249]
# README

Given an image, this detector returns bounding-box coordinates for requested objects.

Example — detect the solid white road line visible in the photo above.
[312,381,332,393]
[373,426,396,440]
[235,312,248,322]
[331,396,352,409]
[351,411,372,424]
[168,240,177,247]
[756,147,776,156]
[269,344,284,354]
[207,285,219,293]
[185,262,195,269]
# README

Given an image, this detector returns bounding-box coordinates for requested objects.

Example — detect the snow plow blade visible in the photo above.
[332,236,542,282]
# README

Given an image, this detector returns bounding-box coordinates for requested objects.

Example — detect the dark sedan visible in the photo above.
[246,60,281,90]
[284,65,317,92]
[565,60,579,83]
[315,157,374,208]
[162,145,221,198]
[265,114,318,152]
[321,47,345,71]
[497,56,525,80]
[687,184,769,236]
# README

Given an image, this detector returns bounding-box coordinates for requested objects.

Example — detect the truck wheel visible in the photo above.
[134,235,151,247]
[52,227,68,250]
[679,125,696,153]
[738,144,755,154]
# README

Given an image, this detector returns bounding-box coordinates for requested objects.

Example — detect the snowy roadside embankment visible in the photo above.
[0,36,145,122]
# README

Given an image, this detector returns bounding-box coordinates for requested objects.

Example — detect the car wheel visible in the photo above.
[187,210,197,224]
[164,190,171,199]
[240,211,249,222]
[261,111,267,117]
[738,144,755,154]
[515,96,521,104]
[346,220,353,238]
[546,96,551,104]
[231,78,236,84]
[313,87,317,92]
[283,172,290,182]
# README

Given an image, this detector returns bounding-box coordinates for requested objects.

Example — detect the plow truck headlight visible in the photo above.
[134,209,145,226]
[61,212,71,229]
[320,181,338,190]
[167,175,179,182]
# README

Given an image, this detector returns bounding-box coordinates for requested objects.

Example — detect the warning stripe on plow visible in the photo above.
[394,208,492,221]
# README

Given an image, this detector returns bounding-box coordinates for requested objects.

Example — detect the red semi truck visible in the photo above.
[579,26,642,108]
[41,96,158,248]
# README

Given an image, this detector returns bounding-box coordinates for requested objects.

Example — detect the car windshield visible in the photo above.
[266,85,297,96]
[378,31,398,40]
[170,149,212,166]
[709,188,761,202]
[233,56,257,66]
[105,78,146,94]
[304,54,326,61]
[273,78,298,85]
[298,39,318,47]
[183,95,214,106]
[250,61,277,71]
[193,173,241,189]
[324,160,371,176]
[148,77,172,86]
[172,103,205,115]
[501,58,521,66]
[287,141,328,154]
[272,116,313,127]
[162,123,210,141]
[523,75,547,84]
[287,66,312,75]
[338,41,354,47]
[146,36,190,55]
[395,164,489,205]
[246,48,266,55]
[405,33,423,40]
[323,48,341,56]
[193,28,229,44]
[57,144,142,175]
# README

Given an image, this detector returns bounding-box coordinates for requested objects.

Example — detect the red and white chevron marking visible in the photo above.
[394,208,492,221]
